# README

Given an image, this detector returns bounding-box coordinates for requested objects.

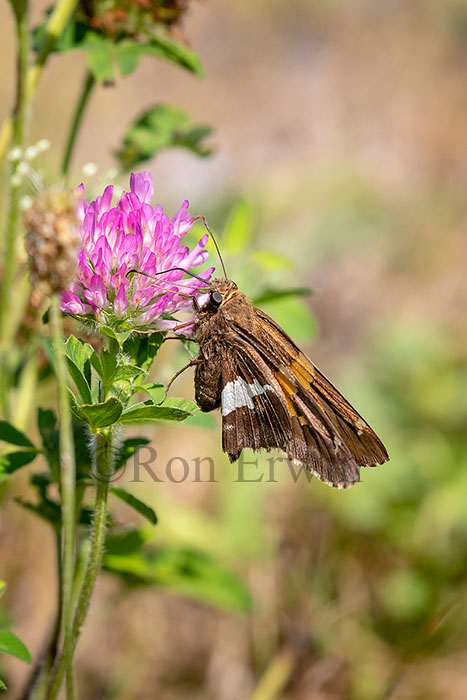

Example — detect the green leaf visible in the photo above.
[103,546,251,613]
[66,358,92,404]
[137,382,165,403]
[116,41,141,75]
[223,199,253,255]
[183,411,217,430]
[136,35,203,75]
[116,104,213,171]
[37,409,60,481]
[258,296,316,342]
[72,398,123,431]
[110,487,158,525]
[252,249,293,271]
[113,437,150,473]
[83,33,114,82]
[99,326,132,345]
[123,332,165,372]
[106,529,149,556]
[160,397,198,413]
[16,497,61,530]
[253,287,312,306]
[73,419,94,479]
[0,630,31,664]
[64,335,94,374]
[115,365,146,382]
[0,451,38,476]
[0,420,34,449]
[91,349,117,390]
[0,675,6,690]
[0,581,6,599]
[119,402,194,424]
[33,20,203,75]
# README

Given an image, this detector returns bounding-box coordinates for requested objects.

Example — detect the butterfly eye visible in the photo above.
[210,291,223,307]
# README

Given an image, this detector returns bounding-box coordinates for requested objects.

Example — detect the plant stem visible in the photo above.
[0,0,29,363]
[62,70,96,180]
[0,0,79,161]
[51,297,76,700]
[45,429,113,700]
[246,649,295,700]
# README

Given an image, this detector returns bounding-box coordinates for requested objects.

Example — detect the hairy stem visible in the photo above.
[45,430,113,700]
[51,297,76,700]
[62,70,96,179]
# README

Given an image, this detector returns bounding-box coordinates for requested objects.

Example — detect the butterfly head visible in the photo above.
[202,278,239,313]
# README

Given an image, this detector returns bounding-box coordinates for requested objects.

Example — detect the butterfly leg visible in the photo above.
[165,359,204,397]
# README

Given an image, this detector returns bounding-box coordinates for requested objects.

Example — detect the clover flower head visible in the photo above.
[60,172,213,332]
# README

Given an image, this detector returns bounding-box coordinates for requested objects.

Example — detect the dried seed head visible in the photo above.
[24,188,81,295]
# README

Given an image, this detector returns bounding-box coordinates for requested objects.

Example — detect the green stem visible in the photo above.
[45,429,113,700]
[0,1,29,411]
[246,650,295,700]
[62,70,96,180]
[0,0,79,161]
[51,297,76,700]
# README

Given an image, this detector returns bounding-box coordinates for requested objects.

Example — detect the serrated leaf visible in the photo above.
[116,104,213,170]
[0,451,38,476]
[0,630,31,664]
[113,437,150,473]
[66,358,92,404]
[119,402,194,424]
[72,398,123,431]
[110,487,158,525]
[103,546,251,613]
[223,199,253,255]
[0,420,34,449]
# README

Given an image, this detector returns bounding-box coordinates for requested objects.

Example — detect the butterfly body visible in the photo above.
[193,279,388,488]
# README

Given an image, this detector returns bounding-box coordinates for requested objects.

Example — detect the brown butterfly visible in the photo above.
[191,278,388,488]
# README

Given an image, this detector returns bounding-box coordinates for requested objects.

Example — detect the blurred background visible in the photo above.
[2,0,467,698]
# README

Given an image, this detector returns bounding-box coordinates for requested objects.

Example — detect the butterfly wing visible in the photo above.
[219,343,293,461]
[219,303,388,488]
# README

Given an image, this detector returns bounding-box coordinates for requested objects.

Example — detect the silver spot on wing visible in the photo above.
[221,377,274,416]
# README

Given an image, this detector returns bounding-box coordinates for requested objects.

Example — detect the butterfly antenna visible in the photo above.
[194,216,228,279]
